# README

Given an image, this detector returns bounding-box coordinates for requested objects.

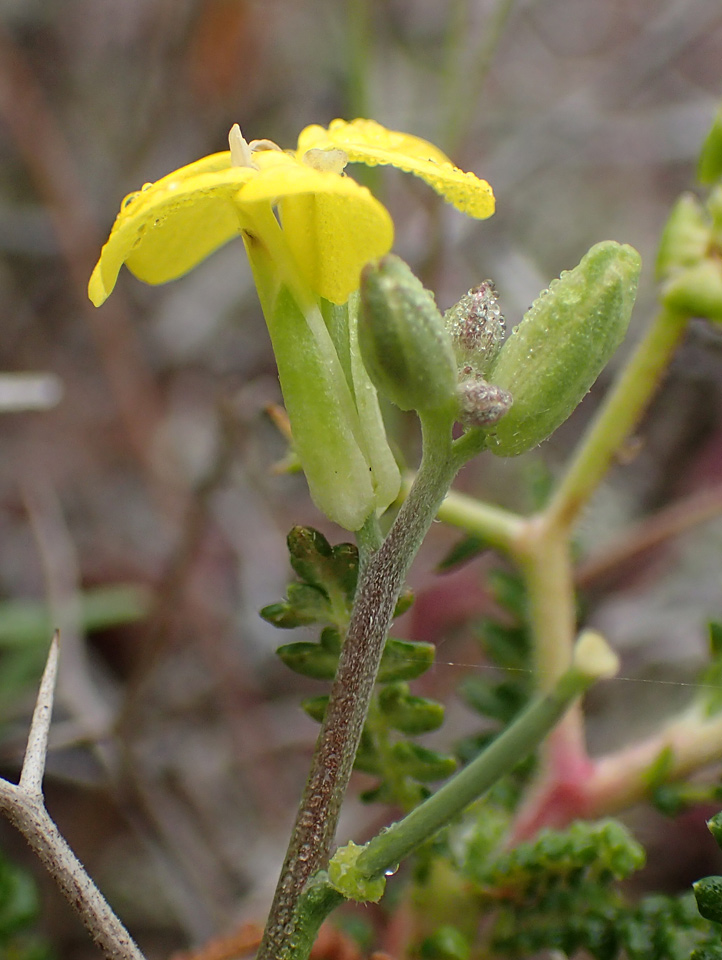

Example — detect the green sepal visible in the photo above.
[260,582,330,628]
[656,193,711,280]
[359,255,457,412]
[486,242,641,456]
[287,526,358,604]
[378,637,436,682]
[378,682,445,734]
[660,259,722,322]
[698,108,722,185]
[389,741,458,782]
[694,875,722,924]
[263,284,380,531]
[275,640,339,680]
[707,811,722,849]
[328,841,386,903]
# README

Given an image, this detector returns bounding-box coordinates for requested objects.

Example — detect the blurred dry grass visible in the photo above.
[1,0,722,955]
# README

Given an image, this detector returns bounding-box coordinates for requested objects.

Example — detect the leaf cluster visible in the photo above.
[262,526,456,808]
[424,817,719,960]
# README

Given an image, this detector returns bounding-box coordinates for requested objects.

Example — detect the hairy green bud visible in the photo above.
[656,193,711,280]
[359,255,457,412]
[661,259,722,322]
[443,280,506,375]
[485,241,641,457]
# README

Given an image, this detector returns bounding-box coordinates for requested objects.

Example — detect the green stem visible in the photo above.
[517,523,576,692]
[433,485,525,555]
[546,307,689,531]
[258,406,458,960]
[355,643,608,881]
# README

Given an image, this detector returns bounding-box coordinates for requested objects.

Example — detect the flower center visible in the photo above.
[229,123,284,169]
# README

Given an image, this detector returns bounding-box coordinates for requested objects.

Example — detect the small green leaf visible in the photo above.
[319,626,342,652]
[288,525,361,600]
[301,695,329,723]
[460,677,526,723]
[378,637,436,682]
[694,875,722,924]
[390,741,457,782]
[260,583,330,628]
[437,535,490,572]
[354,729,381,775]
[707,811,722,850]
[393,587,415,618]
[378,683,445,734]
[488,569,528,619]
[275,641,338,680]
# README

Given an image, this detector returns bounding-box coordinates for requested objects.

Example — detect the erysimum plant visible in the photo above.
[84,117,640,960]
[16,110,722,960]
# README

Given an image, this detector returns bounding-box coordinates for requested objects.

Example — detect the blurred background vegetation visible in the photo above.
[1,0,722,956]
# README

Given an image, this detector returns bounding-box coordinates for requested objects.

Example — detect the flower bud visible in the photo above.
[456,376,512,428]
[359,255,457,412]
[443,280,506,375]
[660,259,722,322]
[655,193,711,280]
[485,241,641,457]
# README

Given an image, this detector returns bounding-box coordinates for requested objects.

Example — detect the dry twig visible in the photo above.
[0,634,147,960]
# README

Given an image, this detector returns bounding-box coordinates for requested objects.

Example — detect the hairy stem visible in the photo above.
[258,408,457,960]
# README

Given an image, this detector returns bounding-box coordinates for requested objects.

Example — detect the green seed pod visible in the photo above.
[486,241,641,457]
[359,255,457,411]
[656,193,711,280]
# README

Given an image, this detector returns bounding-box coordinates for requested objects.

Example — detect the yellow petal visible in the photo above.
[298,119,451,165]
[240,162,394,305]
[88,153,254,306]
[297,118,495,220]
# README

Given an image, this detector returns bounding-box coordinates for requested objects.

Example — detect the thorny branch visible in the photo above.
[0,634,147,960]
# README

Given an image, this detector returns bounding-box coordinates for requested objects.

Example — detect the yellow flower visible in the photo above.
[88,119,494,308]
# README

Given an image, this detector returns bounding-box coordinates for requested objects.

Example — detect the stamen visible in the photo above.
[249,139,284,154]
[229,123,254,168]
[302,147,348,175]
